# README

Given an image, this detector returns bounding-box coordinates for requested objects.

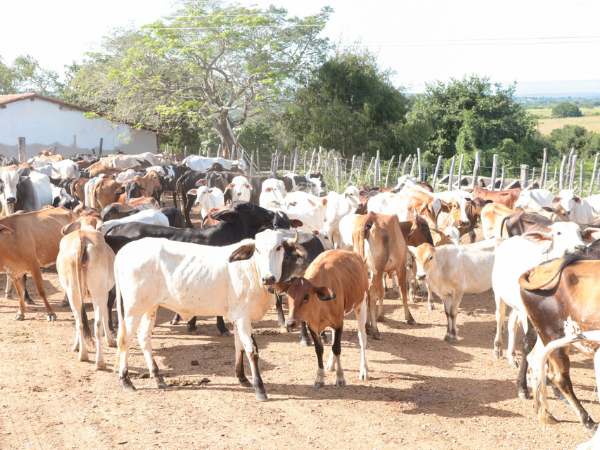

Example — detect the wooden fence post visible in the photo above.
[565,147,575,188]
[184,146,187,158]
[541,148,548,188]
[456,154,464,190]
[249,151,254,176]
[553,167,557,191]
[308,149,315,173]
[417,148,422,182]
[472,151,481,188]
[531,168,536,187]
[347,155,357,186]
[520,165,529,189]
[580,159,584,197]
[292,147,299,173]
[359,153,366,176]
[207,146,212,158]
[409,154,417,177]
[17,137,26,163]
[590,153,599,196]
[432,155,443,191]
[490,154,498,190]
[375,151,381,186]
[385,155,395,187]
[500,166,506,190]
[395,154,403,182]
[402,155,411,176]
[335,152,341,191]
[366,157,375,184]
[317,148,323,172]
[559,156,567,190]
[448,155,456,191]
[303,151,307,173]
[569,154,577,190]
[98,138,103,158]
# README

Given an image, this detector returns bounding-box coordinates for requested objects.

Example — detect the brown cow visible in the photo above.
[354,212,414,339]
[269,249,369,387]
[520,256,600,433]
[89,165,126,178]
[0,207,78,321]
[57,215,116,368]
[132,170,161,197]
[472,185,522,210]
[91,178,122,209]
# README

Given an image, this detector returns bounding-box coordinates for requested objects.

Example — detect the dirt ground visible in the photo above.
[0,214,598,450]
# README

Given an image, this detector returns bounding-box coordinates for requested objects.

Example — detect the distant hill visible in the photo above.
[512,79,600,97]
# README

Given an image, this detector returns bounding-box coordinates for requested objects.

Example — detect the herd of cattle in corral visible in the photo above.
[3,148,600,448]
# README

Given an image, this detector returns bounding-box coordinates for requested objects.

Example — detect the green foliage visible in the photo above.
[551,102,583,118]
[283,50,410,158]
[63,1,331,153]
[0,55,61,95]
[547,125,600,159]
[407,76,538,165]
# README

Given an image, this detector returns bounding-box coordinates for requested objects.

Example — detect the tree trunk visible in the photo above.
[214,117,236,158]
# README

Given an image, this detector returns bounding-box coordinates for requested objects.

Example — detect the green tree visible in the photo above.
[0,55,61,95]
[551,102,583,118]
[65,1,331,155]
[407,76,538,165]
[284,50,409,158]
[548,125,600,159]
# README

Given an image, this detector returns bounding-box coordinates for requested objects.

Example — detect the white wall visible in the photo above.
[0,97,158,159]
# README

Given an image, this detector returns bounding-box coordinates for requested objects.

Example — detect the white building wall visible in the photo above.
[0,97,158,159]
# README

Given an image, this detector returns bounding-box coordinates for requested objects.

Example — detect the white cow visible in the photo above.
[187,186,225,220]
[84,176,106,208]
[113,230,306,400]
[281,192,328,232]
[259,179,286,209]
[492,222,600,371]
[412,239,501,343]
[553,190,600,225]
[513,188,554,212]
[338,213,360,250]
[116,169,140,182]
[0,170,52,216]
[306,177,325,197]
[108,152,165,168]
[323,186,363,248]
[226,176,252,202]
[51,160,79,179]
[182,155,246,172]
[146,165,175,178]
[101,210,169,234]
[57,216,116,369]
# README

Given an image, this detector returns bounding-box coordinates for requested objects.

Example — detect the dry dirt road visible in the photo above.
[0,217,597,450]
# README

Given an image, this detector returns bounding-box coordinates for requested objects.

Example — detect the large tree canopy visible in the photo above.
[65,0,331,155]
[408,76,538,165]
[0,55,61,95]
[283,51,409,158]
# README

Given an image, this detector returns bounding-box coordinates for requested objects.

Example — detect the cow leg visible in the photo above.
[355,296,369,381]
[95,293,116,351]
[172,191,178,209]
[68,294,88,362]
[493,295,507,359]
[469,230,476,243]
[12,276,27,321]
[117,310,142,392]
[107,287,117,336]
[234,328,252,387]
[137,307,166,389]
[29,268,55,321]
[5,278,12,299]
[187,316,197,333]
[426,282,435,310]
[325,329,336,372]
[300,321,313,346]
[442,295,459,343]
[170,313,181,325]
[309,328,325,388]
[367,288,382,340]
[234,318,267,401]
[7,276,34,304]
[216,316,231,336]
[275,293,286,328]
[507,309,520,368]
[374,276,386,322]
[517,321,537,399]
[397,263,415,325]
[390,271,400,298]
[326,327,345,387]
[60,293,69,308]
[547,351,597,433]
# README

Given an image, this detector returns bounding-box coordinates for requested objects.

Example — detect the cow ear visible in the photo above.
[211,209,238,222]
[541,207,554,212]
[307,199,316,207]
[208,189,213,193]
[581,227,600,244]
[265,187,272,192]
[0,224,14,235]
[61,221,81,236]
[321,198,328,207]
[195,179,207,187]
[315,286,336,301]
[19,176,29,182]
[552,196,561,204]
[225,183,235,192]
[283,240,308,259]
[229,243,255,262]
[522,231,553,244]
[187,189,198,196]
[290,219,303,228]
[267,282,290,295]
[574,196,583,204]
[114,187,125,195]
[439,200,451,213]
[407,245,417,256]
[245,183,252,190]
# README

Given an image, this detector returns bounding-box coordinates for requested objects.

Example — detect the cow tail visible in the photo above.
[175,176,186,216]
[354,213,376,274]
[73,236,93,344]
[531,334,585,424]
[113,263,125,373]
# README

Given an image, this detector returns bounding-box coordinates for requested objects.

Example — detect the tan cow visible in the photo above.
[481,203,516,239]
[270,249,369,387]
[132,170,161,197]
[353,212,414,340]
[57,215,116,368]
[88,165,127,178]
[90,178,122,209]
[0,207,78,321]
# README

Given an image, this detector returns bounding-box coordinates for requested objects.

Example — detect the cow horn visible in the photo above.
[293,229,300,243]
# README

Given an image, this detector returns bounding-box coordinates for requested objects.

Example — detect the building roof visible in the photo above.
[0,93,161,133]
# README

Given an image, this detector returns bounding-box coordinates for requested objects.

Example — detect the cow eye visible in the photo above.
[276,246,282,251]
[429,256,433,261]
[557,232,562,236]
[303,294,309,301]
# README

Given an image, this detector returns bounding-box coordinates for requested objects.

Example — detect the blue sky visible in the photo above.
[2,0,599,94]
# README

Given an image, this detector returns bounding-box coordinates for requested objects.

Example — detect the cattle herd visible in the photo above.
[3,148,600,448]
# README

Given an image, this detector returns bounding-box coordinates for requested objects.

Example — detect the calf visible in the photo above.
[323,186,363,248]
[520,256,600,432]
[354,212,413,339]
[225,175,252,202]
[113,230,305,400]
[270,249,369,387]
[414,239,501,343]
[57,215,116,368]
[188,185,225,222]
[553,189,600,225]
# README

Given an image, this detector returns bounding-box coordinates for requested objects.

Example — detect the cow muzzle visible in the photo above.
[262,275,276,285]
[285,318,298,330]
[416,273,427,280]
[6,197,16,204]
[459,220,470,227]
[357,202,364,208]
[575,245,587,252]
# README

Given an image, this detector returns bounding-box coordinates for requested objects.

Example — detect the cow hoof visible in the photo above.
[509,359,519,369]
[444,335,457,344]
[107,340,117,348]
[12,313,25,321]
[313,381,324,388]
[170,318,180,325]
[156,380,168,389]
[406,317,417,325]
[255,392,269,402]
[377,316,386,322]
[278,320,286,328]
[47,313,57,322]
[428,304,435,311]
[5,293,12,300]
[239,379,252,388]
[335,379,346,388]
[280,326,290,333]
[517,389,529,400]
[186,326,197,334]
[60,299,69,308]
[493,349,502,359]
[96,362,105,370]
[220,330,232,337]
[371,332,382,340]
[301,339,312,347]
[585,422,598,436]
[25,298,35,305]
[78,354,88,362]
[121,378,136,392]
